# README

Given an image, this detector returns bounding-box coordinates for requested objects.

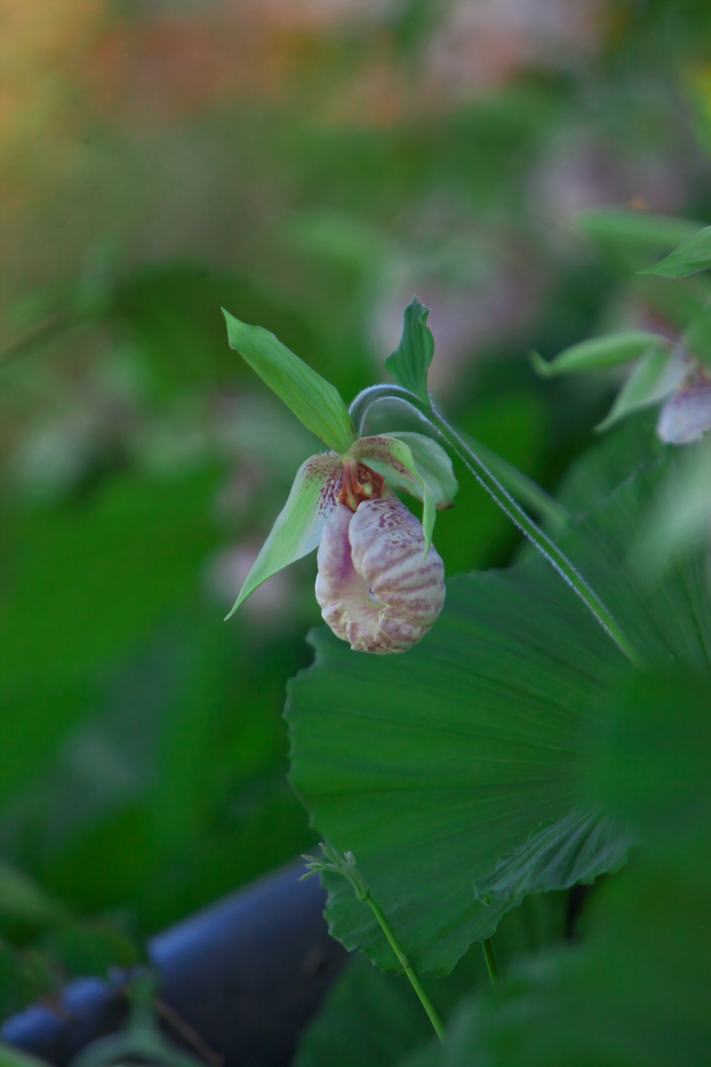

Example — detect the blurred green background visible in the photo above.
[1,0,711,1013]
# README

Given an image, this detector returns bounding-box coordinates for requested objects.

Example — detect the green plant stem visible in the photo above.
[350,385,643,667]
[481,939,498,990]
[365,892,445,1044]
[427,403,642,667]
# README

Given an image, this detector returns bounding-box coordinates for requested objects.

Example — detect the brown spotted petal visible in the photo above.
[225,452,342,619]
[315,496,445,654]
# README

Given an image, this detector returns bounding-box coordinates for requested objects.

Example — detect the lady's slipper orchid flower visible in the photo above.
[532,331,711,444]
[316,495,445,653]
[222,309,456,653]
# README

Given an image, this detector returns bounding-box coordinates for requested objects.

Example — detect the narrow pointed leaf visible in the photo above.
[580,209,701,252]
[640,223,711,277]
[223,310,355,453]
[595,345,684,432]
[531,332,669,378]
[225,454,341,619]
[385,298,434,403]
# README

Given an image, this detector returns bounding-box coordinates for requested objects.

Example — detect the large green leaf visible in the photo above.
[288,568,618,975]
[583,668,711,842]
[473,810,631,904]
[223,310,355,453]
[413,668,711,1067]
[287,430,711,975]
[635,438,711,579]
[545,413,663,517]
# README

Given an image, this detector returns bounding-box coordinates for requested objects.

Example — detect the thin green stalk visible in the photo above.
[350,385,642,667]
[481,939,498,990]
[365,892,445,1044]
[427,403,642,666]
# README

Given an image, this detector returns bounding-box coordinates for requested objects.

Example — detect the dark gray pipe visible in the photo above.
[2,861,348,1066]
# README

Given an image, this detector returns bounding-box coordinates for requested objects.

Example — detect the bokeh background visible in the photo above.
[2,0,711,1014]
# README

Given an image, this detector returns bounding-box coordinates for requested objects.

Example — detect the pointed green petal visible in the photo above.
[351,433,456,550]
[531,332,669,377]
[596,345,684,433]
[223,309,356,454]
[580,208,701,253]
[225,454,342,619]
[640,223,711,277]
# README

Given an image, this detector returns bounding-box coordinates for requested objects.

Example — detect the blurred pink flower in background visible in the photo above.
[423,0,605,105]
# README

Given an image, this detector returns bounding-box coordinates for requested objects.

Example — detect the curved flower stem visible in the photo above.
[365,893,445,1044]
[350,385,643,667]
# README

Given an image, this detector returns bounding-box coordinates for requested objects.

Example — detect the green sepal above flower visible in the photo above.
[222,309,356,454]
[384,297,434,403]
[530,332,669,378]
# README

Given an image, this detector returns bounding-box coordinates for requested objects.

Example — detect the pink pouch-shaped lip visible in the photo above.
[658,381,711,445]
[315,496,445,654]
